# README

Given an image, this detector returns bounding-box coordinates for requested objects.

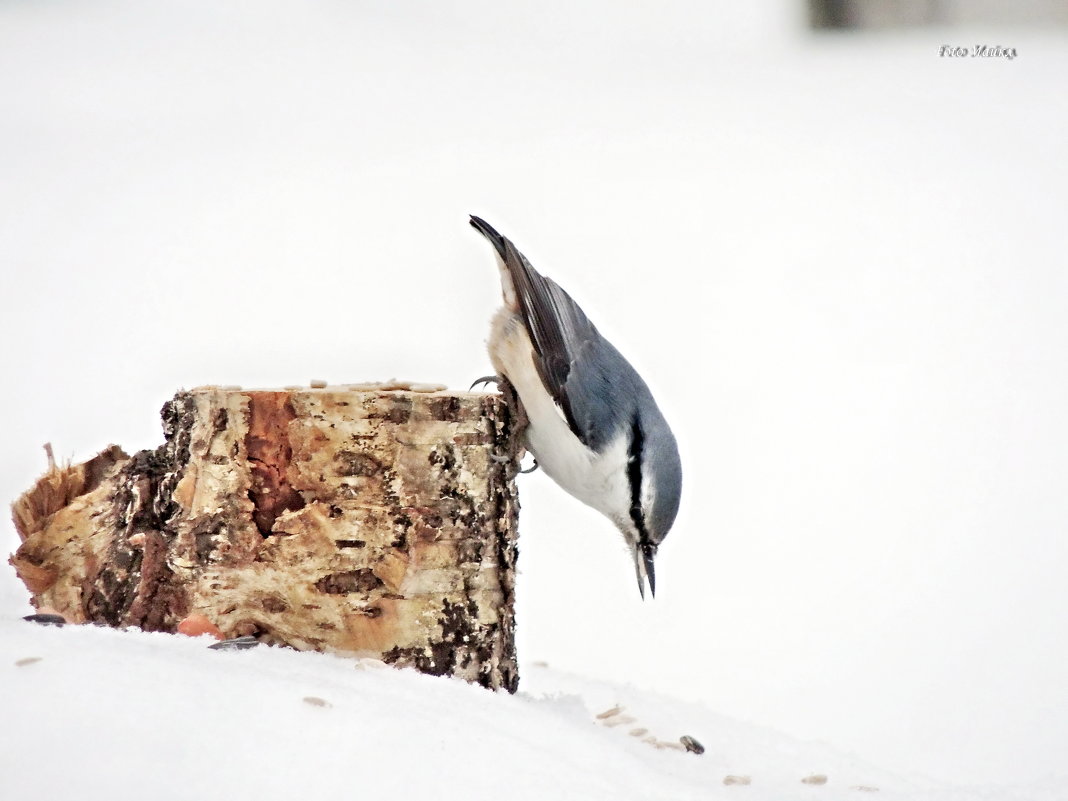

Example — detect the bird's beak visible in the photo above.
[632,542,657,600]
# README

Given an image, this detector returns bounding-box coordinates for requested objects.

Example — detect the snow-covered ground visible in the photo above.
[3,618,1059,801]
[2,1,1067,795]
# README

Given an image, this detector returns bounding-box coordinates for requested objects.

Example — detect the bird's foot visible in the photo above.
[469,375,501,391]
[488,452,538,474]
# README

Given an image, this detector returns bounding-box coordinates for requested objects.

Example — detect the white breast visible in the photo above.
[488,309,631,525]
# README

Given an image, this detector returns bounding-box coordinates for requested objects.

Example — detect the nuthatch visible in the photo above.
[470,216,682,598]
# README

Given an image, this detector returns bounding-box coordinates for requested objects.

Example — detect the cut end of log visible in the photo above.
[11,444,128,543]
[10,385,523,692]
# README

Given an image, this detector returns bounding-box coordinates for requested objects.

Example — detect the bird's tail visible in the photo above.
[469,215,508,260]
[469,214,522,311]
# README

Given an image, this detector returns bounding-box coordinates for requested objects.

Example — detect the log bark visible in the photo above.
[10,384,522,692]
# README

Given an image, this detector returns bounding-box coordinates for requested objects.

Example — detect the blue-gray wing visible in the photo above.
[470,215,636,451]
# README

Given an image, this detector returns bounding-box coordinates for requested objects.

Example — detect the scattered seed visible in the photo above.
[354,657,387,670]
[208,635,261,651]
[723,775,751,786]
[680,735,705,755]
[647,737,685,751]
[302,696,331,707]
[309,379,328,389]
[802,774,828,785]
[628,727,648,737]
[15,657,43,667]
[596,705,623,720]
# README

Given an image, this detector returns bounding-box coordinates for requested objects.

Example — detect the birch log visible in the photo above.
[10,384,522,692]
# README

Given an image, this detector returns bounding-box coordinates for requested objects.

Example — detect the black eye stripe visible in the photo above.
[627,417,649,544]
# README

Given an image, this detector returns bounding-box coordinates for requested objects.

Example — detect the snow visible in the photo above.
[4,617,1052,801]
[2,1,1067,795]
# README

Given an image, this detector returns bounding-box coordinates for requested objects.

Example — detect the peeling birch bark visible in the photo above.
[10,385,522,692]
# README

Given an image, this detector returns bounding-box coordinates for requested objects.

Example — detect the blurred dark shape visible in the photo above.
[23,613,66,627]
[680,734,706,755]
[208,635,262,651]
[808,0,1068,29]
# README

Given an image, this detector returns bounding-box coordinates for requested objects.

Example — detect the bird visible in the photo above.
[469,215,682,599]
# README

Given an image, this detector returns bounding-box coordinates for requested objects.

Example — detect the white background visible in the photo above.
[2,1,1065,787]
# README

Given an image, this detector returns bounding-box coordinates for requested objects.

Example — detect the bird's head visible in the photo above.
[618,412,682,600]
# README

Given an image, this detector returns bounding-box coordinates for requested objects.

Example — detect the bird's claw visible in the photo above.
[488,453,539,474]
[469,375,501,391]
